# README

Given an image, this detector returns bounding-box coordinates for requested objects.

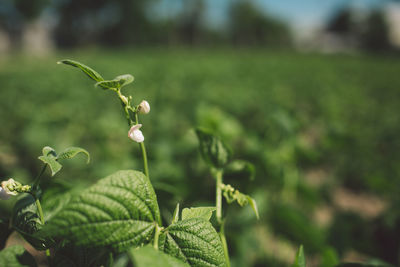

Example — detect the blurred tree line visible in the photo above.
[0,0,396,51]
[326,6,393,52]
[0,0,291,48]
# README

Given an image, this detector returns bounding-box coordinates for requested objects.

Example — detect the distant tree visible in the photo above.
[228,0,291,47]
[176,0,206,45]
[326,7,355,34]
[0,0,49,48]
[360,10,392,52]
[53,0,158,47]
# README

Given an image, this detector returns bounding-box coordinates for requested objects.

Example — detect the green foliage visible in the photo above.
[43,170,161,252]
[2,50,400,266]
[57,59,104,82]
[159,218,227,267]
[220,183,259,219]
[224,160,255,181]
[95,74,134,90]
[38,146,61,176]
[12,195,54,250]
[181,207,216,221]
[292,245,306,267]
[38,146,89,176]
[195,128,232,169]
[57,147,90,163]
[129,246,190,267]
[0,245,37,267]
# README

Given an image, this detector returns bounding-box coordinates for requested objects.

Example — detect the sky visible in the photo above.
[157,0,390,32]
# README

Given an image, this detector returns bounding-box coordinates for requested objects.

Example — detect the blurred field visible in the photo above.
[1,49,400,266]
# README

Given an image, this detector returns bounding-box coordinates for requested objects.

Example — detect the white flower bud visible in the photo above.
[0,178,18,200]
[128,124,144,143]
[138,100,150,114]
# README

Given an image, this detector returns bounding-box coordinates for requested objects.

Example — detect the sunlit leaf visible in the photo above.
[159,218,227,267]
[58,59,104,82]
[95,74,134,90]
[181,207,216,221]
[129,246,190,267]
[43,170,161,252]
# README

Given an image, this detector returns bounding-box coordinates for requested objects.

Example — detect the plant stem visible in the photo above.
[214,169,230,266]
[135,112,150,179]
[120,96,150,179]
[36,198,45,225]
[153,224,162,250]
[33,165,47,189]
[35,197,50,257]
[219,221,231,267]
[215,170,223,224]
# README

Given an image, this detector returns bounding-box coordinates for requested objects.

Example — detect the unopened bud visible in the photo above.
[138,100,150,114]
[128,124,144,143]
[1,178,19,200]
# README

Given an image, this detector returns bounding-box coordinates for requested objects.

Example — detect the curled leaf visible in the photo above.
[57,147,90,164]
[220,183,259,219]
[38,146,61,176]
[58,59,104,82]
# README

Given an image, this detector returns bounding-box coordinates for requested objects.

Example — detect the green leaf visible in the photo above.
[38,146,61,176]
[129,246,190,267]
[95,74,134,90]
[247,197,260,220]
[181,207,216,221]
[224,160,255,181]
[0,245,37,267]
[292,245,306,267]
[195,128,232,169]
[12,195,55,250]
[220,183,259,219]
[171,203,180,224]
[43,170,161,252]
[57,147,90,164]
[159,218,227,267]
[57,59,104,82]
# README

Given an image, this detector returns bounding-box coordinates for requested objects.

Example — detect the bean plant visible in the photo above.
[0,60,306,267]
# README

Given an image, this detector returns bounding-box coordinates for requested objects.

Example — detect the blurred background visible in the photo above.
[1,0,400,266]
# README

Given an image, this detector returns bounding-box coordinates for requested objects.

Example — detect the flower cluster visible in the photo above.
[0,178,31,200]
[128,100,150,143]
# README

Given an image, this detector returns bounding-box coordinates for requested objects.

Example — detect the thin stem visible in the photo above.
[215,170,223,224]
[35,197,50,257]
[35,198,45,224]
[33,165,47,189]
[139,142,149,178]
[219,221,231,267]
[214,169,230,266]
[135,112,150,179]
[153,224,162,250]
